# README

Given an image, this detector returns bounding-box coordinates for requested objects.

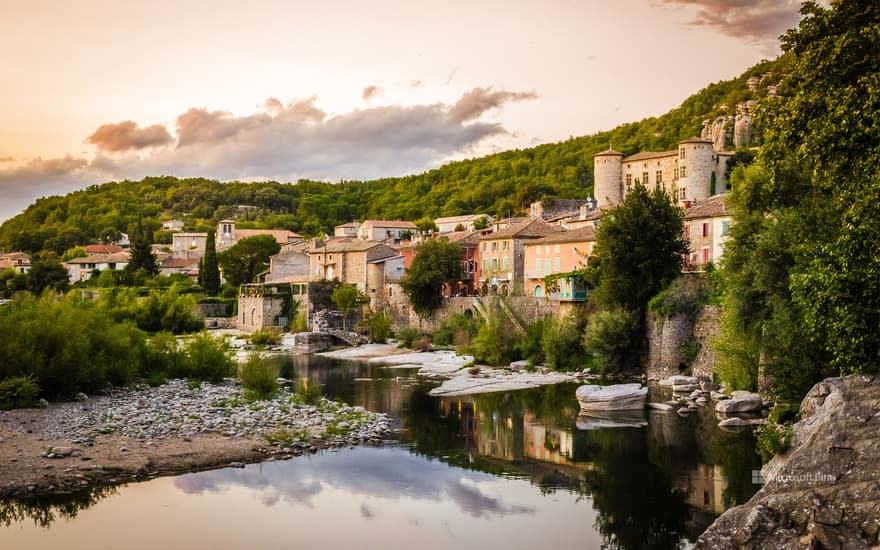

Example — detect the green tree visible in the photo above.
[590,183,688,315]
[716,1,880,398]
[330,284,367,330]
[401,238,463,318]
[127,226,158,276]
[414,217,438,234]
[61,245,88,262]
[473,216,490,230]
[200,228,221,295]
[217,235,281,287]
[27,254,70,295]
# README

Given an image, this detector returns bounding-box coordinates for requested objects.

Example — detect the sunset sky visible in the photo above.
[0,0,802,221]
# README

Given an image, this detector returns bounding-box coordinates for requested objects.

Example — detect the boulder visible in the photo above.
[659,375,698,387]
[715,391,763,414]
[576,383,647,411]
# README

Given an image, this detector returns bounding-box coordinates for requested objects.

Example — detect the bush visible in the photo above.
[463,305,520,366]
[583,307,640,373]
[182,332,235,383]
[292,379,322,405]
[515,317,547,365]
[143,332,188,380]
[358,310,393,343]
[238,353,279,399]
[542,315,587,371]
[0,375,40,410]
[679,340,700,364]
[755,422,793,463]
[292,311,308,333]
[250,329,282,347]
[0,294,145,398]
[647,276,705,319]
[432,312,479,347]
[396,326,422,348]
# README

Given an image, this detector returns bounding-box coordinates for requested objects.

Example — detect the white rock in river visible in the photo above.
[576,383,647,411]
[715,391,764,413]
[659,375,698,387]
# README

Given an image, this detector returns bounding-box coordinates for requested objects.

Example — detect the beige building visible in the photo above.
[334,221,360,237]
[357,220,417,242]
[172,232,208,256]
[65,251,130,283]
[308,238,401,294]
[0,252,31,274]
[594,137,732,209]
[476,217,560,296]
[683,194,730,269]
[434,214,490,233]
[216,219,302,250]
[523,225,596,300]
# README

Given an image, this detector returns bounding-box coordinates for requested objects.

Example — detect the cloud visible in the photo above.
[85,120,174,152]
[0,86,537,221]
[0,156,92,220]
[362,85,382,101]
[660,0,802,49]
[0,156,14,163]
[449,87,539,123]
[409,80,423,88]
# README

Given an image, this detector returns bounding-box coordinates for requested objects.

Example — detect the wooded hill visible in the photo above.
[0,57,786,254]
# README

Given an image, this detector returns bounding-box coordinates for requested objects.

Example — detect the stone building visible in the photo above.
[593,137,732,209]
[357,220,417,242]
[522,225,596,300]
[308,238,401,294]
[216,219,302,250]
[476,217,560,296]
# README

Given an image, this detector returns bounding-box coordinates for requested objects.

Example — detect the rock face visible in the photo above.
[696,375,880,549]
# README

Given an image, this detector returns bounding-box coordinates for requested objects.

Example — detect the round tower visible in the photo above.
[593,148,624,209]
[675,137,714,205]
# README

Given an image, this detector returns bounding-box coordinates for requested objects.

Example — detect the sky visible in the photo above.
[0,0,803,221]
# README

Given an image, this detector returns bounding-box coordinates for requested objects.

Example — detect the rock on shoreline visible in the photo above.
[696,375,880,549]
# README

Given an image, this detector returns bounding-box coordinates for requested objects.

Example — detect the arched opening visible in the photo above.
[463,309,473,319]
[250,308,257,325]
[533,285,544,297]
[500,284,509,297]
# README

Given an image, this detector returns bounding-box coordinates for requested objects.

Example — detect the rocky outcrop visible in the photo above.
[696,375,880,549]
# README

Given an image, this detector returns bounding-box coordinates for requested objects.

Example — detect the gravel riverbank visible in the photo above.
[0,379,393,498]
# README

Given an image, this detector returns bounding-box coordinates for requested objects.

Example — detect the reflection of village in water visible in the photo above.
[279,355,761,544]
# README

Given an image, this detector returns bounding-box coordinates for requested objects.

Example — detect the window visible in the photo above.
[554,244,560,253]
[656,170,663,184]
[679,188,687,200]
[684,224,690,238]
[536,245,541,255]
[553,257,560,272]
[491,258,498,270]
[625,173,632,186]
[328,254,333,261]
[721,220,730,236]
[502,256,509,270]
[680,148,686,159]
[702,248,710,264]
[535,258,541,272]
[702,223,709,237]
[503,241,508,250]
[482,243,486,251]
[673,167,679,180]
[533,285,544,298]
[482,258,488,271]
[642,171,649,185]
[544,245,550,254]
[680,165,687,178]
[492,242,498,251]
[543,258,551,274]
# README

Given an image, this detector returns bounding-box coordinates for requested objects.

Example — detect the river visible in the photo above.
[0,354,761,549]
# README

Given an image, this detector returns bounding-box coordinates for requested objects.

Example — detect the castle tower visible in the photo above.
[675,138,714,205]
[593,148,624,209]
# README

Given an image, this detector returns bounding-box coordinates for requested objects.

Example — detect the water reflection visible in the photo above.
[0,353,760,550]
[0,485,118,528]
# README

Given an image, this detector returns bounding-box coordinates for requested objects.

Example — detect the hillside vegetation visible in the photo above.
[0,57,785,254]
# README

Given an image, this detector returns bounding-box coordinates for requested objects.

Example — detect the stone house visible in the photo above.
[172,232,208,256]
[308,238,401,294]
[476,217,561,296]
[594,137,732,209]
[334,221,360,237]
[0,252,31,274]
[357,220,417,242]
[216,219,302,250]
[65,251,130,283]
[161,219,185,231]
[522,225,596,300]
[159,256,200,279]
[434,214,490,233]
[683,194,730,269]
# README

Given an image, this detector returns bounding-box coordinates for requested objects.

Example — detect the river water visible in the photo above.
[1,354,761,549]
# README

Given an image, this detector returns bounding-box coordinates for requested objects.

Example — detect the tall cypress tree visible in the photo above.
[202,228,221,295]
[126,224,158,276]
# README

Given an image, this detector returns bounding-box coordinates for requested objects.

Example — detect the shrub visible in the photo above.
[755,422,793,463]
[396,326,422,348]
[143,331,187,379]
[358,310,393,343]
[432,312,478,347]
[647,276,705,319]
[0,375,40,410]
[182,331,235,383]
[542,315,587,371]
[767,403,798,425]
[292,379,322,405]
[292,311,308,333]
[515,317,547,365]
[238,353,279,399]
[250,329,282,347]
[583,307,640,373]
[414,335,432,352]
[679,340,700,364]
[464,305,520,366]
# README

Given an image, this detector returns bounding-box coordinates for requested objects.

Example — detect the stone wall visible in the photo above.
[237,295,285,332]
[195,302,233,318]
[645,304,722,382]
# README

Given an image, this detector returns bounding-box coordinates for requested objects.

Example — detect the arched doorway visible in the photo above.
[533,285,544,297]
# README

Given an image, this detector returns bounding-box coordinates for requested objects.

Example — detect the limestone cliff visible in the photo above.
[696,375,880,549]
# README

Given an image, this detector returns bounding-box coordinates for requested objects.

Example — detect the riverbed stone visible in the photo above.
[659,375,698,387]
[715,391,763,414]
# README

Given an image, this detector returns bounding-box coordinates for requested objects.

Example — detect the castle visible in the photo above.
[593,137,732,209]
